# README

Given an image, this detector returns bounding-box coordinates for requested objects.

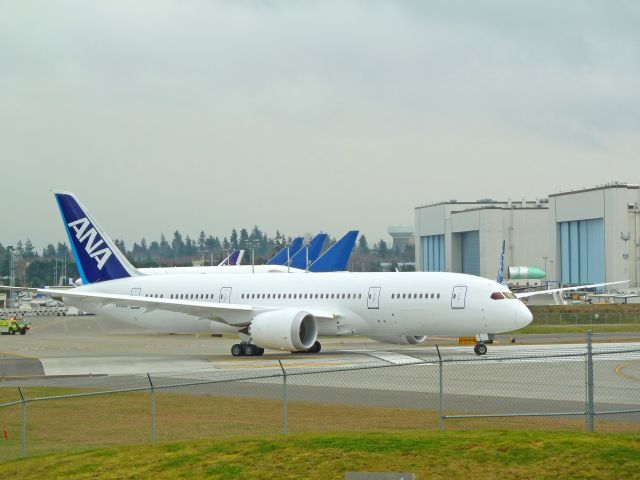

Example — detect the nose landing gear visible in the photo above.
[474,343,488,356]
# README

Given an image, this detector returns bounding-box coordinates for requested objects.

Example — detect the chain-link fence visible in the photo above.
[1,335,639,462]
[532,311,640,325]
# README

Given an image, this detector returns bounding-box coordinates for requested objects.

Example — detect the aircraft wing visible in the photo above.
[0,286,254,326]
[0,285,341,325]
[515,281,629,299]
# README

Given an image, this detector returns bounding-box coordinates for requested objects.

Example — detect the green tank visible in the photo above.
[508,266,546,280]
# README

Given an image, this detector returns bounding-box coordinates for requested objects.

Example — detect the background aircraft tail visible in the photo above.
[308,230,358,272]
[54,192,139,284]
[267,237,303,265]
[497,239,506,284]
[290,233,328,269]
[218,249,244,266]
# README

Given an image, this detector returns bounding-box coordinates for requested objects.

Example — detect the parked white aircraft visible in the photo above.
[5,191,531,357]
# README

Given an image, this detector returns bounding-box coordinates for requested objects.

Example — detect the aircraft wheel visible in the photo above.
[231,344,245,356]
[254,346,265,356]
[474,343,487,356]
[244,344,256,356]
[309,341,321,354]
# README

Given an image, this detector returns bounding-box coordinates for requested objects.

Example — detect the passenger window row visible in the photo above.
[391,293,440,299]
[241,293,363,300]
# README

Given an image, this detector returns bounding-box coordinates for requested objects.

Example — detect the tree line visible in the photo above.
[0,226,414,287]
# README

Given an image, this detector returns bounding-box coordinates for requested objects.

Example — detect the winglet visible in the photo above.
[54,191,138,284]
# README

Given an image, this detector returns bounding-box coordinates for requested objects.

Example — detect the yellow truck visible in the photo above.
[0,316,31,335]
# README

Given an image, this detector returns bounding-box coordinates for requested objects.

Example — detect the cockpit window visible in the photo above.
[490,292,505,300]
[503,292,517,299]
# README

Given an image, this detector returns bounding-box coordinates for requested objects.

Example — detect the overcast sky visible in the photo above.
[1,1,639,250]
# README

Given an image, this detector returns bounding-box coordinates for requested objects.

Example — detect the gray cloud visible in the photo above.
[1,1,638,248]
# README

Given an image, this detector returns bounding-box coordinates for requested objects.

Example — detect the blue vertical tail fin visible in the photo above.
[497,239,506,284]
[266,237,303,265]
[308,231,358,272]
[289,233,328,269]
[54,191,139,284]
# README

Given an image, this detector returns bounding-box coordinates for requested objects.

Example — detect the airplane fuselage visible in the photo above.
[64,271,532,339]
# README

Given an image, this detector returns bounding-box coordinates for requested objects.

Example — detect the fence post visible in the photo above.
[17,386,26,458]
[278,360,287,434]
[436,346,444,432]
[147,373,156,444]
[585,331,594,432]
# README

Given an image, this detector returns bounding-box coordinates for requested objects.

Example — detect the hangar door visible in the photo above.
[460,231,480,276]
[560,219,604,286]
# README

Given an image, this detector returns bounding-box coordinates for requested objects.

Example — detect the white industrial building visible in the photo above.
[415,183,640,289]
[548,183,639,289]
[415,199,549,281]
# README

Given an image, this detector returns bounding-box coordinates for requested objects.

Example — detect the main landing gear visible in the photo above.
[473,343,488,356]
[231,343,265,357]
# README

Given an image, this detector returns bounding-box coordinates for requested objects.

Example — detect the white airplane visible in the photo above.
[0,191,532,358]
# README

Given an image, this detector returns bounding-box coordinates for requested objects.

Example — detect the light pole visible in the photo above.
[542,256,548,289]
[248,240,260,274]
[622,232,631,281]
[7,246,15,308]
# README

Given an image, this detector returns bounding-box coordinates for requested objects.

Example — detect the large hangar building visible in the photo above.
[415,182,640,289]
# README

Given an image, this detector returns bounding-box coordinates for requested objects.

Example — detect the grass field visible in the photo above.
[512,323,640,334]
[1,386,638,465]
[0,430,639,479]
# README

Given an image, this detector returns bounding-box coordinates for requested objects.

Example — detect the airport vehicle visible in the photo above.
[0,316,30,335]
[5,191,528,357]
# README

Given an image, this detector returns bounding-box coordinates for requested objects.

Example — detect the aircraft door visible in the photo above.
[130,288,141,309]
[367,287,381,309]
[451,286,467,309]
[220,287,232,303]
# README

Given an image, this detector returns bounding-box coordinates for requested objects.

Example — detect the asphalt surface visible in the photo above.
[0,315,639,420]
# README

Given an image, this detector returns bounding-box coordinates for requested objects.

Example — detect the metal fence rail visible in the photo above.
[1,335,639,461]
[533,311,640,324]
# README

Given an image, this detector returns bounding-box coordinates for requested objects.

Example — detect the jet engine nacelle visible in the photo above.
[370,335,427,345]
[249,309,318,351]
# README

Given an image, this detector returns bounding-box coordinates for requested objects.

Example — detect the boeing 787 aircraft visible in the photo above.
[4,192,536,357]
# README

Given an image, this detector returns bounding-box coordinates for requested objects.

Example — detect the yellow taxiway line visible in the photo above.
[614,360,640,383]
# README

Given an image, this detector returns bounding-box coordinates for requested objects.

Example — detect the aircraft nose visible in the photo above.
[515,302,533,328]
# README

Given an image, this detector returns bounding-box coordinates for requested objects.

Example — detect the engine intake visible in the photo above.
[250,309,318,351]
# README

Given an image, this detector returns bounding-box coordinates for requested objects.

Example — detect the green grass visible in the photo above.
[513,324,640,334]
[0,431,639,479]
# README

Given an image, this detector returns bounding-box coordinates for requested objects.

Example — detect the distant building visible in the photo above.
[548,182,639,289]
[414,199,549,280]
[415,183,640,290]
[387,225,414,251]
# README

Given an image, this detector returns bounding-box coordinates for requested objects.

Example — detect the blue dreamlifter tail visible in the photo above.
[289,233,328,269]
[266,237,303,265]
[308,230,358,272]
[54,191,138,284]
